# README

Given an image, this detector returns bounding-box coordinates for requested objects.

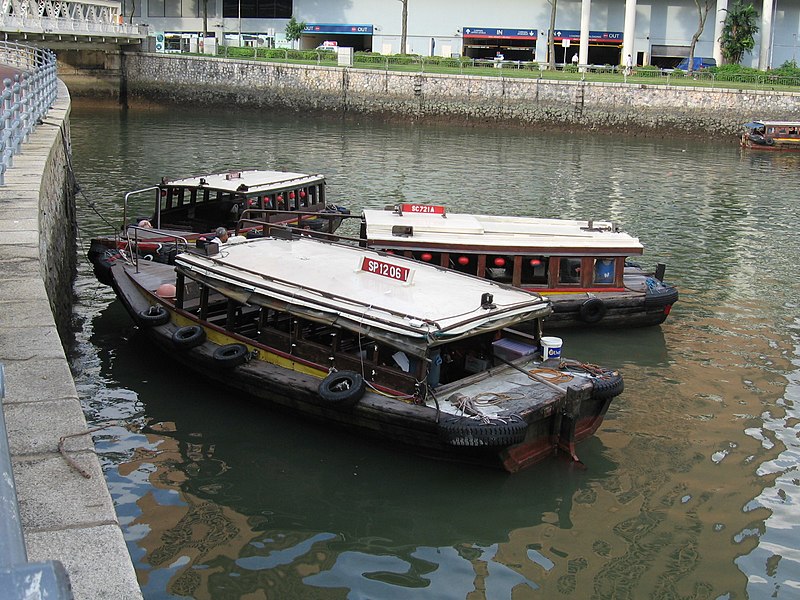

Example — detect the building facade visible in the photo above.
[127,0,800,70]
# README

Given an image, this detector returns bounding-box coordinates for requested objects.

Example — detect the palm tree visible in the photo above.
[720,1,759,65]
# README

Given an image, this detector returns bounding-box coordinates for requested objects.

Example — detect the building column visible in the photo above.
[713,0,728,65]
[579,0,591,65]
[622,0,637,66]
[760,0,774,68]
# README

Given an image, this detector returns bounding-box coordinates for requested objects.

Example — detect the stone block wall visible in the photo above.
[122,53,800,136]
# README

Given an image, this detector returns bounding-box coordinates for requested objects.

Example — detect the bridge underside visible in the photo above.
[2,31,142,51]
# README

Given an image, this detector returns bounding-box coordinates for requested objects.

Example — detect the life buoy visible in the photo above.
[137,305,170,327]
[579,298,607,323]
[438,414,528,447]
[172,325,206,349]
[213,343,249,368]
[318,370,366,408]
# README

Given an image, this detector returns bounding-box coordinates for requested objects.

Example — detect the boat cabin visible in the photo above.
[359,204,644,295]
[170,235,551,397]
[128,170,330,233]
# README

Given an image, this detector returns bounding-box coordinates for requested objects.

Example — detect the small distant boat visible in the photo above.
[103,231,624,472]
[357,204,679,329]
[741,120,800,151]
[88,169,348,284]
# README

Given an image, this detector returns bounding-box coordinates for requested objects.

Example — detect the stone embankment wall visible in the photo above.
[122,53,800,136]
[0,80,143,599]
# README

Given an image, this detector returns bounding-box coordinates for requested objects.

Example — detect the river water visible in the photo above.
[68,101,800,599]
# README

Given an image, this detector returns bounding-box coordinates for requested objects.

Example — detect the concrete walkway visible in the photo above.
[0,81,142,598]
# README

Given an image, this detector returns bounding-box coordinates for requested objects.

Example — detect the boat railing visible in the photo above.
[238,207,359,233]
[122,186,160,230]
[127,226,189,272]
[237,216,365,246]
[0,363,74,598]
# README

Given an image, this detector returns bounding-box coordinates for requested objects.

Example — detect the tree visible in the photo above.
[547,0,557,70]
[285,16,306,49]
[720,1,759,65]
[687,0,715,73]
[398,0,408,54]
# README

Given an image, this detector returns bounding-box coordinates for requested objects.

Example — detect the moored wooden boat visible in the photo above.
[357,204,679,329]
[741,120,800,151]
[104,231,623,472]
[88,169,349,284]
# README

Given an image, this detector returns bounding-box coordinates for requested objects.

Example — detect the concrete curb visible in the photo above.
[0,80,143,599]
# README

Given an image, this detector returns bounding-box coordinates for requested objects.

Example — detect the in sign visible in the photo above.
[400,203,446,215]
[360,257,413,283]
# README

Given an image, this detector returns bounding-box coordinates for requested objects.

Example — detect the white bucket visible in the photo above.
[541,336,563,360]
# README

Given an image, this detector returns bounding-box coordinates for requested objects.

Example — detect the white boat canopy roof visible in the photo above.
[361,209,644,256]
[175,236,552,357]
[162,170,325,195]
[745,120,800,128]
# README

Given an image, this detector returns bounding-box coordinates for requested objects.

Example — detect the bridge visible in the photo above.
[0,0,146,47]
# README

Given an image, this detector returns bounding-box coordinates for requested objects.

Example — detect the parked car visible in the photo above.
[674,57,717,71]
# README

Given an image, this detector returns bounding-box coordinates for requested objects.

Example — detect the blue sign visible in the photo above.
[463,27,537,40]
[552,29,623,42]
[303,23,374,35]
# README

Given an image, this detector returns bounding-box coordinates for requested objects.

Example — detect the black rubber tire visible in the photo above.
[213,343,249,368]
[579,297,607,323]
[438,414,528,447]
[592,371,625,400]
[171,325,206,350]
[137,305,170,327]
[318,371,366,409]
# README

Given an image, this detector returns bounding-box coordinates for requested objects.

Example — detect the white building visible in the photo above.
[131,0,800,70]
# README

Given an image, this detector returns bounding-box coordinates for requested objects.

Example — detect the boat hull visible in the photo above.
[108,258,619,472]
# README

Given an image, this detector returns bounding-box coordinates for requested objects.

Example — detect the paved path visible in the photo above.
[0,80,143,599]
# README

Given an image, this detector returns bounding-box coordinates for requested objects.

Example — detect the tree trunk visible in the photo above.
[548,0,558,70]
[688,0,712,73]
[401,0,408,54]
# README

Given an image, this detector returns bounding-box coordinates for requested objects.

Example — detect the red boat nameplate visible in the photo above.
[400,203,446,215]
[360,257,414,283]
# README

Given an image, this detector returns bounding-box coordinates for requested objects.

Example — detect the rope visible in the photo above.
[527,367,574,384]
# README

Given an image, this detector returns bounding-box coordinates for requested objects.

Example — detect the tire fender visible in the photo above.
[137,305,170,327]
[213,343,249,368]
[172,325,206,350]
[579,297,607,323]
[318,370,366,409]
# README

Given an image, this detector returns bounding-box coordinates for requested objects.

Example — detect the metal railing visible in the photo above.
[0,41,59,185]
[0,363,74,597]
[0,0,144,38]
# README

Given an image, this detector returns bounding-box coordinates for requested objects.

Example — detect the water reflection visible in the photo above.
[69,101,800,598]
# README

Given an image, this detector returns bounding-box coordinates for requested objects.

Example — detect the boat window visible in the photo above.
[593,258,616,284]
[413,250,442,266]
[520,255,549,285]
[449,253,478,276]
[485,255,513,283]
[297,188,309,208]
[558,258,582,285]
[261,308,294,335]
[299,320,338,347]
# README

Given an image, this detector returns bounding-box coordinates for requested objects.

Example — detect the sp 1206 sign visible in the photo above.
[360,257,414,283]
